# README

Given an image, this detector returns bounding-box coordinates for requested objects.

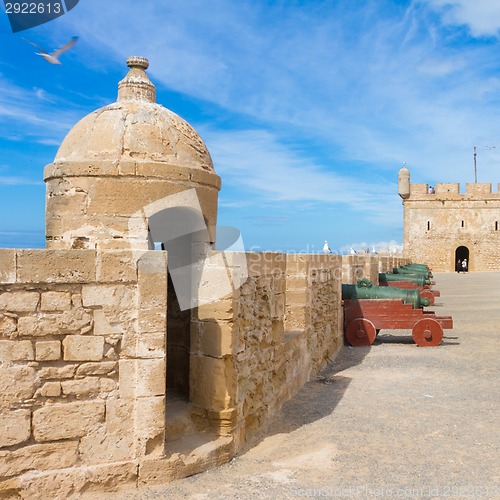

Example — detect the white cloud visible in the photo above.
[203,128,401,222]
[425,0,500,37]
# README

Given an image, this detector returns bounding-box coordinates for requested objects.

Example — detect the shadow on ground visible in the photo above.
[239,344,371,455]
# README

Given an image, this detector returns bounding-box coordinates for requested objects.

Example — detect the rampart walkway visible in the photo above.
[105,272,500,499]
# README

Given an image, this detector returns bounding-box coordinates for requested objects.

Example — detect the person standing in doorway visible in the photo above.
[461,258,468,272]
[456,259,462,273]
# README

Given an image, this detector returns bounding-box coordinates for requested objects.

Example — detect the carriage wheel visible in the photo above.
[346,318,377,346]
[420,289,434,306]
[412,318,443,347]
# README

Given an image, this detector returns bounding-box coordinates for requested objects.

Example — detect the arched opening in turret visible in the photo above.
[455,246,469,272]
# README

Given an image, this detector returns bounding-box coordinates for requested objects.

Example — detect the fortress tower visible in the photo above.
[398,165,500,272]
[44,56,221,251]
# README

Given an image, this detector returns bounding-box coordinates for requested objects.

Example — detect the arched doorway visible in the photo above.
[455,246,469,272]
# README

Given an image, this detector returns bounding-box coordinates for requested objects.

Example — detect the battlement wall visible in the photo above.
[409,182,500,199]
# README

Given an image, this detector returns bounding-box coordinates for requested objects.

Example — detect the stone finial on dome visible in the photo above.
[118,56,156,103]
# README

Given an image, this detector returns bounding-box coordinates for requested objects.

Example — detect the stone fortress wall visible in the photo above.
[0,248,405,497]
[398,166,500,272]
[0,56,409,497]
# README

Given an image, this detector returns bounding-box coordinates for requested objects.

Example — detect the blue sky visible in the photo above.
[1,0,500,253]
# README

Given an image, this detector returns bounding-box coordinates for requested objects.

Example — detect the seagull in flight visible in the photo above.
[21,36,78,64]
[323,240,332,254]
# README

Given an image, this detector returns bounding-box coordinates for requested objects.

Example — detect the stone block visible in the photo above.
[0,409,31,448]
[138,251,168,308]
[197,298,234,321]
[17,310,92,337]
[0,441,78,478]
[190,355,236,411]
[0,313,16,337]
[97,250,138,282]
[63,335,104,361]
[61,377,101,397]
[135,396,165,439]
[35,341,61,361]
[199,320,234,358]
[119,358,166,398]
[38,381,62,397]
[79,426,134,465]
[38,365,76,380]
[0,365,35,405]
[0,249,16,284]
[93,309,125,335]
[135,332,166,359]
[138,308,167,333]
[100,378,117,392]
[0,340,34,361]
[0,291,39,312]
[17,249,97,283]
[285,289,308,305]
[76,361,117,377]
[82,284,136,308]
[40,291,72,311]
[33,401,105,442]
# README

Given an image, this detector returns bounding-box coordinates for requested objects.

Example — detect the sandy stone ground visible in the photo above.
[107,272,500,499]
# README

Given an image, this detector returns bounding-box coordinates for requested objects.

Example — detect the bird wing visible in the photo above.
[20,36,48,54]
[51,36,79,58]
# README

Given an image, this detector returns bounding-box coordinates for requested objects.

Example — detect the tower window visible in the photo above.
[461,220,464,228]
[496,221,498,231]
[427,221,430,231]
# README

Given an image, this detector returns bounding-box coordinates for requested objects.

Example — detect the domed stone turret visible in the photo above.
[398,163,410,200]
[44,57,220,250]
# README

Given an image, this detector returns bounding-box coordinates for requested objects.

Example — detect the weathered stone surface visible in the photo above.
[79,399,135,464]
[76,361,117,377]
[93,308,125,335]
[82,284,136,308]
[0,340,34,361]
[138,308,167,333]
[17,309,92,337]
[119,359,166,398]
[63,335,104,361]
[0,365,35,404]
[38,381,62,397]
[32,401,105,442]
[0,409,31,448]
[40,291,72,311]
[0,313,16,337]
[16,249,97,283]
[0,249,16,284]
[0,291,39,312]
[35,341,61,361]
[61,376,101,397]
[138,252,167,308]
[197,299,234,321]
[97,251,138,282]
[0,441,78,478]
[190,355,236,411]
[19,461,138,498]
[197,320,234,358]
[38,365,76,380]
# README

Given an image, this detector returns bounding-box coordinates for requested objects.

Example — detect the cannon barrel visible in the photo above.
[400,264,433,277]
[402,263,431,270]
[379,273,431,287]
[342,282,430,309]
[392,267,432,279]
